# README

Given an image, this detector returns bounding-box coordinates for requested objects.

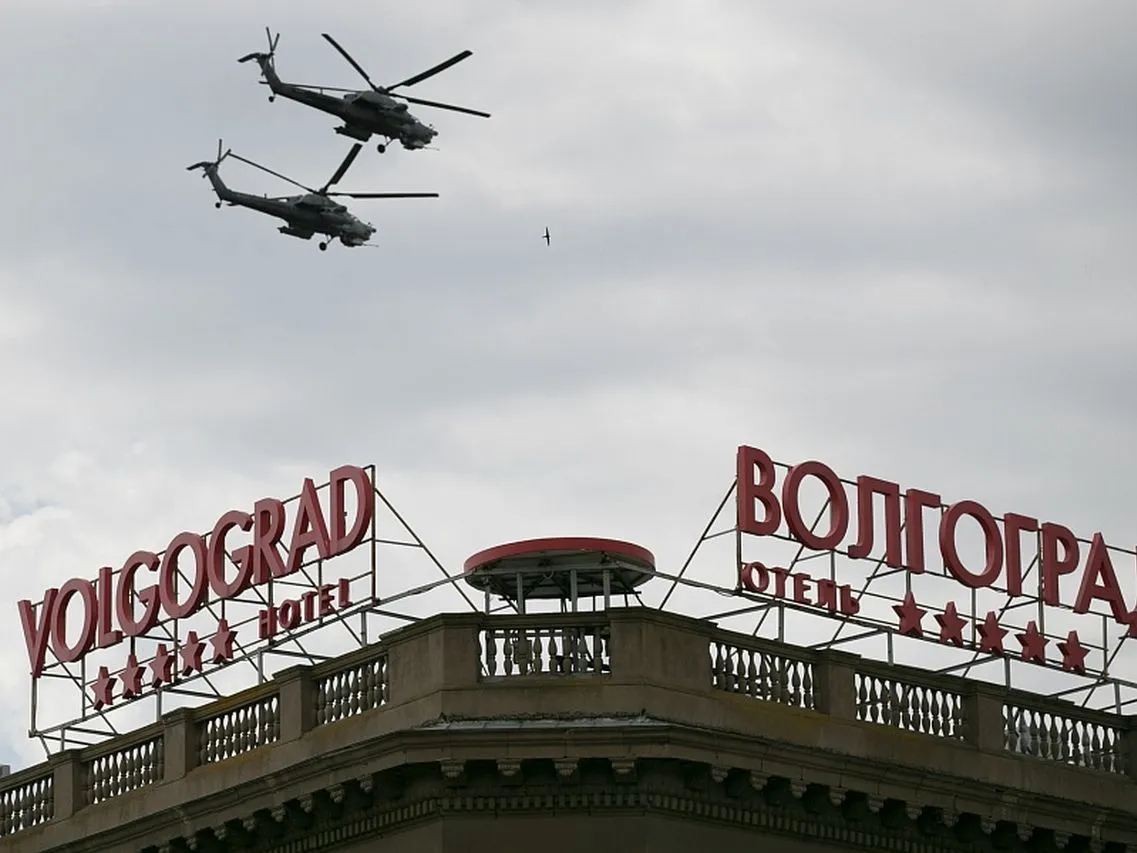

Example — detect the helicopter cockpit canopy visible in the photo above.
[298,193,331,207]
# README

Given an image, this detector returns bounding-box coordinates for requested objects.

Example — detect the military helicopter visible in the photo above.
[238,28,491,154]
[187,139,438,250]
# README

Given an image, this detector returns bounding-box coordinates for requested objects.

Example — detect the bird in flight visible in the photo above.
[542,227,550,246]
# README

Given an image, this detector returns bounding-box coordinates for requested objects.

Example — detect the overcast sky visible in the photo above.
[0,1,1135,770]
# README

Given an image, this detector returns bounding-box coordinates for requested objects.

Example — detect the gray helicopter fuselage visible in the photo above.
[256,58,435,148]
[289,86,435,148]
[203,169,374,244]
[343,90,431,138]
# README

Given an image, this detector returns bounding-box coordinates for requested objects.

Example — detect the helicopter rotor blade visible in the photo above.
[326,191,440,199]
[266,27,279,54]
[320,143,363,193]
[188,137,229,172]
[386,50,472,90]
[394,94,490,118]
[321,33,380,91]
[227,153,314,193]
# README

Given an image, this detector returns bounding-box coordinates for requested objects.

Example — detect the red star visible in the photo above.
[91,666,116,711]
[893,591,926,638]
[150,644,175,687]
[1057,630,1088,674]
[120,654,145,699]
[1016,620,1048,664]
[976,611,1008,654]
[209,620,238,664]
[891,595,927,641]
[934,601,967,647]
[179,631,205,676]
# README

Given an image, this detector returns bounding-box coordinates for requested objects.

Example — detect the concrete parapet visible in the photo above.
[2,607,1135,851]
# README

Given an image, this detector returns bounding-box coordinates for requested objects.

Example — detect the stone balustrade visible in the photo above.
[1,608,1134,844]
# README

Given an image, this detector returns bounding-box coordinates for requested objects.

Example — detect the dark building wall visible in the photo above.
[341,816,834,853]
[434,816,847,853]
[340,822,441,853]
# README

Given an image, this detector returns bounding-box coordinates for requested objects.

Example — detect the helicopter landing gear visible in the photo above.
[377,143,386,153]
[215,201,222,209]
[318,241,328,251]
[268,95,276,103]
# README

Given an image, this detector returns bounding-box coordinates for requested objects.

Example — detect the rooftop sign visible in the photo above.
[734,445,1136,677]
[18,465,375,720]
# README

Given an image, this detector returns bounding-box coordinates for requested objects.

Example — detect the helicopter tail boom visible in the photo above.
[188,139,233,199]
[190,163,231,200]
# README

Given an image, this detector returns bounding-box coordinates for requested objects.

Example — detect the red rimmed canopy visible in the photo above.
[462,537,655,601]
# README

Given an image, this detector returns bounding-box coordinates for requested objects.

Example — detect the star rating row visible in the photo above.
[892,592,1089,673]
[89,620,239,711]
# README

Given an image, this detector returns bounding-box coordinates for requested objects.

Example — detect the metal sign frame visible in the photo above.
[658,454,1137,714]
[24,465,483,756]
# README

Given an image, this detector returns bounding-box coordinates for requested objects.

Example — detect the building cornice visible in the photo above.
[15,716,1131,853]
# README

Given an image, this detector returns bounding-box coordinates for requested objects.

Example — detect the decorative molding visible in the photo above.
[252,782,1023,853]
[131,756,1137,853]
[211,824,227,841]
[327,783,345,804]
[554,758,578,779]
[497,759,522,777]
[611,758,636,776]
[440,759,464,780]
[357,774,374,794]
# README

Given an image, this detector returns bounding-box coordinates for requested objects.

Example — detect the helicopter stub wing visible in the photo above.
[279,225,317,241]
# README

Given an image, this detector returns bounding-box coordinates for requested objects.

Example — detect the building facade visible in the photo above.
[1,606,1135,852]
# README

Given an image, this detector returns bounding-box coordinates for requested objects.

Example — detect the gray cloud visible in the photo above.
[0,1,1135,769]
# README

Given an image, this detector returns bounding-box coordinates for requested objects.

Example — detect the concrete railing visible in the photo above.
[1,607,1134,839]
[707,625,1133,773]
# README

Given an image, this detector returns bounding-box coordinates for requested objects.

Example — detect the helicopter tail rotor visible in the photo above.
[187,138,231,173]
[238,27,279,66]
